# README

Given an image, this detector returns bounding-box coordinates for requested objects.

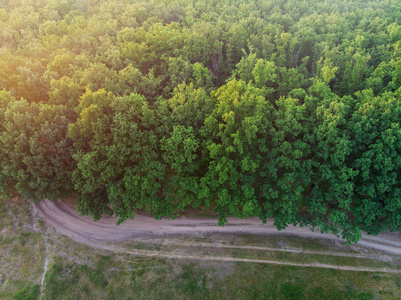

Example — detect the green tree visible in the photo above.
[201,79,274,224]
[68,89,165,222]
[157,83,215,212]
[0,98,75,201]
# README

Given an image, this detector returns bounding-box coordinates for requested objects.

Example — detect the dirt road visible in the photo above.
[32,199,401,256]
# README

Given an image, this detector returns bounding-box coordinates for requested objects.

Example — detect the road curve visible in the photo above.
[32,199,401,255]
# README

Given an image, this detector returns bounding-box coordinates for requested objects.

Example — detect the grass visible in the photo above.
[42,254,401,300]
[210,262,397,299]
[43,254,214,300]
[11,283,40,300]
[0,197,45,300]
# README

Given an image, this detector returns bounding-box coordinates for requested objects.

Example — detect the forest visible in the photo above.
[0,0,401,242]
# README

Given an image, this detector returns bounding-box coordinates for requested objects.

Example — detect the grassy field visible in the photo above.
[0,197,44,300]
[1,197,401,299]
[41,252,401,300]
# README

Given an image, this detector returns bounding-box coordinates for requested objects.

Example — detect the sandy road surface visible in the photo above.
[32,199,401,256]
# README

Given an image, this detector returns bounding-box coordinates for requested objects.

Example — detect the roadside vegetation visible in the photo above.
[2,197,401,299]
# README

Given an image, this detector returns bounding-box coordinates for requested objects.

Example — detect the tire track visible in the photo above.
[106,247,401,274]
[143,239,393,260]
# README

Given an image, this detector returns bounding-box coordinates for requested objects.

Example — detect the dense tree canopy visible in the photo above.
[1,0,401,242]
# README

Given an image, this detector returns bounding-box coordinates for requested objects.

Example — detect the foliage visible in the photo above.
[1,0,401,241]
